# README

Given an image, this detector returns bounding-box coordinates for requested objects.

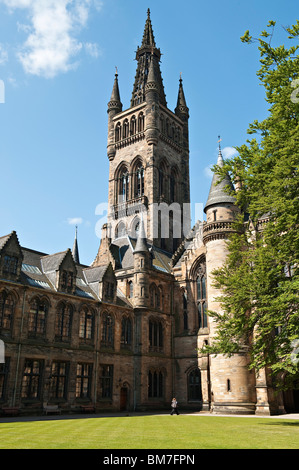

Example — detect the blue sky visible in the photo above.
[0,0,298,265]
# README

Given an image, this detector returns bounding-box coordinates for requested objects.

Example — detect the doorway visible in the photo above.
[120,387,128,411]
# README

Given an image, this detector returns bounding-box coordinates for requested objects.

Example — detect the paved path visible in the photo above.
[0,410,299,423]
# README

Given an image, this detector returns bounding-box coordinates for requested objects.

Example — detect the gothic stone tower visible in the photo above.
[92,9,191,411]
[105,9,191,254]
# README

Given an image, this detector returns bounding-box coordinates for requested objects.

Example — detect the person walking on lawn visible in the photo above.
[170,398,179,415]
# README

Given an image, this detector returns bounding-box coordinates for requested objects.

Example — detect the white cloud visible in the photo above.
[85,41,100,58]
[0,44,8,65]
[204,165,213,179]
[68,217,83,225]
[222,146,238,159]
[1,0,102,78]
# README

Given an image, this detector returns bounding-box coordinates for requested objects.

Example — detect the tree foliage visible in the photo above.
[204,21,299,388]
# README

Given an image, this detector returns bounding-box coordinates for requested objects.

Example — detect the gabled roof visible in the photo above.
[0,233,12,251]
[41,250,70,273]
[83,264,110,284]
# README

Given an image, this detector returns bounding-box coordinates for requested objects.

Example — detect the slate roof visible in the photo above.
[109,234,172,274]
[204,147,236,212]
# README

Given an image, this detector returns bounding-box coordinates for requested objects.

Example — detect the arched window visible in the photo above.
[118,167,129,203]
[151,285,163,310]
[130,116,136,135]
[128,280,134,298]
[183,290,188,330]
[121,315,132,348]
[138,112,144,132]
[0,290,15,330]
[123,119,129,139]
[148,370,164,398]
[115,122,121,142]
[131,217,140,238]
[159,115,164,133]
[116,221,127,238]
[188,369,202,401]
[79,307,94,340]
[150,284,157,308]
[101,312,114,348]
[158,160,168,199]
[170,167,178,203]
[28,297,48,336]
[149,318,163,352]
[55,302,72,341]
[196,262,207,329]
[135,164,144,198]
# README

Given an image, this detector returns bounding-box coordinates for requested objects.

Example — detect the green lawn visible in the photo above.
[0,414,298,449]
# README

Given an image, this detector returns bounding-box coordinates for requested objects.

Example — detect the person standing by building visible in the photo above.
[170,398,179,415]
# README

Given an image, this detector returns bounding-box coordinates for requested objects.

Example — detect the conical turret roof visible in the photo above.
[134,214,149,254]
[175,75,188,115]
[204,143,236,213]
[108,70,122,111]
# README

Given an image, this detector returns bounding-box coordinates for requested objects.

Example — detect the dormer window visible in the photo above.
[61,270,74,293]
[3,255,18,275]
[105,282,115,299]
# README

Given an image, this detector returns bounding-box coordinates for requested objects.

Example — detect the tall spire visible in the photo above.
[131,9,166,107]
[141,8,156,47]
[72,225,80,264]
[204,137,236,213]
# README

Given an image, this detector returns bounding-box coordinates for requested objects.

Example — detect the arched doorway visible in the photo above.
[188,368,203,407]
[120,387,128,411]
[283,388,299,413]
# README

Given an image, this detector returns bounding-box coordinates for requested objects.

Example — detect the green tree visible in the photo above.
[204,20,299,388]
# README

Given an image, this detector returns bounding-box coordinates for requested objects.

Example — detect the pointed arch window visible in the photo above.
[118,168,130,203]
[28,297,48,336]
[149,318,163,352]
[0,291,15,331]
[128,280,134,298]
[130,116,136,135]
[115,122,121,142]
[150,283,161,309]
[148,370,164,398]
[101,313,114,348]
[116,221,126,238]
[55,302,73,341]
[183,290,188,330]
[135,164,144,198]
[79,307,94,340]
[196,262,208,329]
[121,315,132,348]
[123,119,129,139]
[188,369,202,401]
[170,168,178,203]
[138,112,144,132]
